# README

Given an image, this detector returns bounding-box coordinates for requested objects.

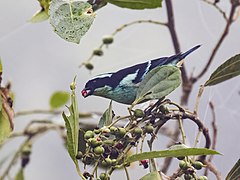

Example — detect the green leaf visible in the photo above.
[135,66,181,103]
[140,171,161,180]
[30,0,51,23]
[15,168,24,180]
[29,10,49,23]
[226,159,240,180]
[49,91,70,109]
[106,0,162,9]
[205,54,240,86]
[98,101,112,128]
[0,109,12,144]
[125,148,221,164]
[62,78,79,164]
[49,0,96,44]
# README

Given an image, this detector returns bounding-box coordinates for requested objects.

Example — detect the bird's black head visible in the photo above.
[81,73,113,98]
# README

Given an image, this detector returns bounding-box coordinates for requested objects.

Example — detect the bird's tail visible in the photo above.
[180,45,201,59]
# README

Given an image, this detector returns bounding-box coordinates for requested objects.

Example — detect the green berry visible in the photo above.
[117,128,126,138]
[99,173,108,180]
[104,140,114,145]
[198,176,208,180]
[184,174,193,180]
[102,35,114,44]
[93,49,103,56]
[94,146,105,155]
[110,126,118,132]
[179,160,188,170]
[85,63,94,70]
[84,130,94,140]
[89,138,102,147]
[134,109,144,118]
[94,129,101,134]
[76,151,83,159]
[105,157,112,165]
[134,127,143,135]
[145,125,154,133]
[193,161,203,170]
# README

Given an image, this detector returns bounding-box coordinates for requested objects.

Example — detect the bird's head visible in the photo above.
[81,73,113,98]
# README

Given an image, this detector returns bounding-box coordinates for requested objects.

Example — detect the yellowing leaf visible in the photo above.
[30,0,51,23]
[49,0,95,44]
[49,91,70,109]
[205,54,240,86]
[0,109,11,144]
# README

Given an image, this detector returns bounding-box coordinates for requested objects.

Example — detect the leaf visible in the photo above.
[106,0,162,9]
[62,77,79,165]
[135,66,181,103]
[15,168,24,180]
[29,10,49,23]
[49,91,70,109]
[30,0,51,23]
[205,54,240,86]
[125,148,221,164]
[49,0,96,44]
[226,159,240,180]
[0,110,11,144]
[140,171,161,180]
[98,101,112,128]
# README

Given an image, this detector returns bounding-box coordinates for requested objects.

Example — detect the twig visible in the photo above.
[204,161,221,180]
[80,20,167,67]
[192,1,240,83]
[201,0,228,21]
[124,166,130,180]
[204,101,218,177]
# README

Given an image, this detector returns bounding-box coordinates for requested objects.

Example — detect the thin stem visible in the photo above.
[193,85,205,115]
[124,166,130,180]
[178,115,186,144]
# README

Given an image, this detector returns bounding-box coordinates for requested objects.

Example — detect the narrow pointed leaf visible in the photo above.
[125,148,221,164]
[62,78,79,166]
[226,159,240,180]
[140,171,161,180]
[98,101,112,128]
[49,0,95,44]
[136,66,181,103]
[205,54,240,86]
[0,110,11,144]
[50,91,70,109]
[15,168,24,180]
[106,0,162,9]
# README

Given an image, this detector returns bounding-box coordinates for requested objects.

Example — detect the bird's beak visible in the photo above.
[81,89,91,98]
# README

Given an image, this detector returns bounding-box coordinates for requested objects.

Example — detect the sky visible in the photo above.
[0,0,240,179]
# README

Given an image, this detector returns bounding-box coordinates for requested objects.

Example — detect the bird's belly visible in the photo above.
[103,85,138,105]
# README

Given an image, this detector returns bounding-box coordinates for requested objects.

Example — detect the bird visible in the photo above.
[82,45,200,105]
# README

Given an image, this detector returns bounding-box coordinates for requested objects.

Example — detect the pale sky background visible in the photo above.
[0,0,240,179]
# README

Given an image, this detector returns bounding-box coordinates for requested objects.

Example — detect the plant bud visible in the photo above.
[134,127,143,135]
[85,63,94,70]
[179,160,188,170]
[134,109,144,118]
[93,49,103,56]
[144,125,154,133]
[102,35,114,44]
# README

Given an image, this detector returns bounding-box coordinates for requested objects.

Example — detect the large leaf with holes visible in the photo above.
[49,0,95,44]
[135,65,181,103]
[107,0,162,9]
[205,54,240,86]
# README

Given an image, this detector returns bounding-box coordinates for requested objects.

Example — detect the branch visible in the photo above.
[192,1,240,83]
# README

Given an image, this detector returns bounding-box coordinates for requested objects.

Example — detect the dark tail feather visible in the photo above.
[180,45,201,59]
